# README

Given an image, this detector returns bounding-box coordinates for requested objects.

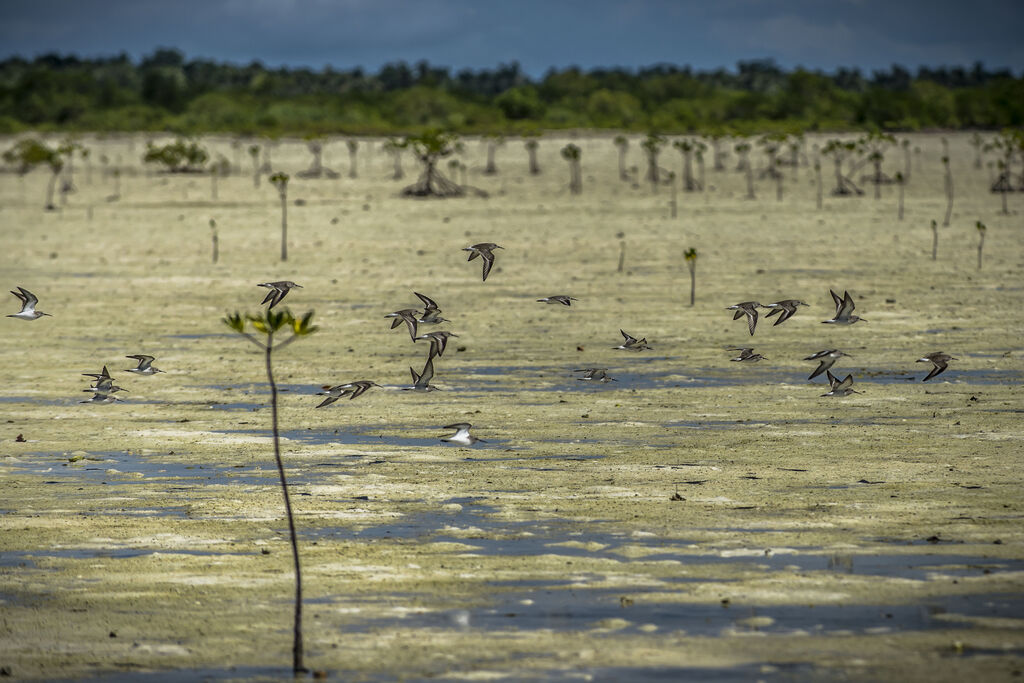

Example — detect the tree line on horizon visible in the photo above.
[1,49,1022,136]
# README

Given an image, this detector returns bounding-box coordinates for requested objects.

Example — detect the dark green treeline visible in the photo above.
[2,49,1021,135]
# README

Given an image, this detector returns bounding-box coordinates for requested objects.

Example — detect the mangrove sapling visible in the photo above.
[976,221,986,270]
[707,128,729,172]
[642,133,666,191]
[667,171,677,218]
[209,219,219,264]
[382,138,405,180]
[483,133,504,175]
[210,156,230,201]
[684,248,697,306]
[931,219,939,260]
[895,172,905,220]
[524,136,541,175]
[346,140,359,179]
[614,135,629,181]
[271,172,290,261]
[223,309,319,676]
[672,139,699,191]
[970,133,985,169]
[617,231,626,274]
[942,156,954,226]
[249,144,261,188]
[561,143,582,195]
[297,137,339,179]
[814,152,823,210]
[735,142,755,199]
[757,133,785,180]
[822,139,862,196]
[774,158,784,201]
[401,130,475,197]
[143,139,209,173]
[2,138,64,210]
[857,131,896,200]
[695,141,707,192]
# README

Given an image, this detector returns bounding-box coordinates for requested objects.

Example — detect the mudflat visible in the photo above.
[1,132,1022,681]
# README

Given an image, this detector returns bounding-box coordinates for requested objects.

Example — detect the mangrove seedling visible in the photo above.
[483,133,504,175]
[895,172,905,220]
[561,143,582,195]
[976,221,986,270]
[617,231,626,274]
[931,219,939,261]
[642,133,666,191]
[667,171,677,218]
[223,308,318,676]
[822,139,862,196]
[684,248,697,306]
[382,137,406,180]
[614,135,629,181]
[672,139,700,191]
[942,155,954,226]
[271,172,290,261]
[249,144,261,188]
[346,139,359,179]
[210,155,230,201]
[524,135,541,175]
[209,219,219,264]
[734,141,755,199]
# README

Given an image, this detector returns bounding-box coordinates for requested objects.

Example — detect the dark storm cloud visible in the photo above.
[1,0,1021,74]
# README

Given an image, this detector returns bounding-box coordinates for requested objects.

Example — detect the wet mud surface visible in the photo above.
[1,132,1023,681]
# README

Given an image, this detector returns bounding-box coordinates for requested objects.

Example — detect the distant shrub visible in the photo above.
[143,138,208,172]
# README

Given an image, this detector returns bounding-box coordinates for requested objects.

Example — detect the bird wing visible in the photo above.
[466,249,480,262]
[838,291,855,318]
[808,358,833,380]
[18,287,38,308]
[746,309,758,335]
[480,252,495,281]
[414,292,438,310]
[835,374,854,391]
[922,362,946,382]
[420,357,434,383]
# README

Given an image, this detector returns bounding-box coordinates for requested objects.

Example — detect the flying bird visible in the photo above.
[315,381,379,408]
[821,371,861,397]
[537,296,578,306]
[763,299,809,326]
[463,243,503,281]
[126,355,163,375]
[416,331,459,360]
[726,301,761,335]
[917,352,957,382]
[7,287,51,320]
[804,350,851,380]
[574,368,617,382]
[729,347,766,362]
[613,329,651,351]
[440,423,484,446]
[385,308,420,342]
[822,289,865,325]
[257,281,302,309]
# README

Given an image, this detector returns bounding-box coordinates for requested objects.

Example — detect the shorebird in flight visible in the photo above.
[440,423,484,446]
[405,357,439,391]
[80,391,123,404]
[822,289,865,325]
[463,243,503,281]
[315,380,379,408]
[537,296,578,306]
[413,292,449,324]
[821,371,861,397]
[126,355,163,375]
[574,368,617,382]
[257,281,302,309]
[918,352,957,382]
[7,287,51,320]
[385,308,420,342]
[728,347,767,362]
[763,299,808,326]
[804,350,851,380]
[416,331,458,360]
[726,301,761,335]
[613,329,652,351]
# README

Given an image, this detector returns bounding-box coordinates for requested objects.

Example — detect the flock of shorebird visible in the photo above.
[8,243,957,444]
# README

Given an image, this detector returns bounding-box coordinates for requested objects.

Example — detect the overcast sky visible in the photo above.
[2,0,1022,76]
